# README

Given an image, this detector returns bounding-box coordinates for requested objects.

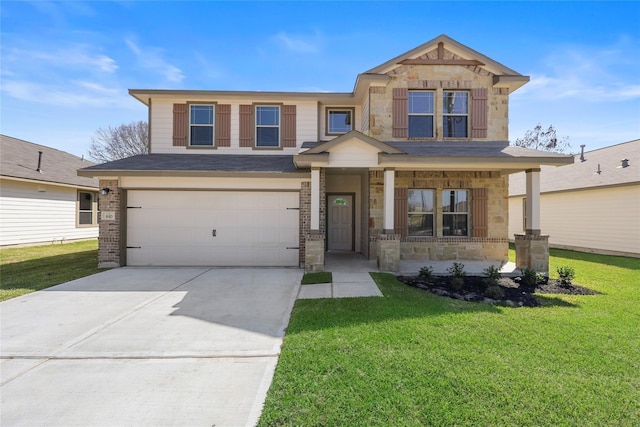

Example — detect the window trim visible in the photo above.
[442,189,469,237]
[325,107,355,136]
[254,103,282,149]
[442,91,469,139]
[407,189,435,237]
[407,90,435,139]
[188,102,216,148]
[77,190,98,228]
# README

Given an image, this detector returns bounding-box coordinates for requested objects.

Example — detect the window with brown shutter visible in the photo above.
[394,187,408,237]
[471,88,488,138]
[282,105,296,147]
[471,188,488,237]
[239,105,254,147]
[215,104,231,147]
[173,103,187,146]
[392,88,408,138]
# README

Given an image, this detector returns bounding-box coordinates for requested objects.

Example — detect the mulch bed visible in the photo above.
[396,275,599,307]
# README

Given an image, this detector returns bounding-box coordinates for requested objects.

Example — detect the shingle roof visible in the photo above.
[0,135,98,188]
[509,139,640,195]
[80,153,301,174]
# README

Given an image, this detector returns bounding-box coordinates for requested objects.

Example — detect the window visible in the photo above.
[190,105,214,146]
[256,105,280,147]
[327,108,353,135]
[442,190,468,236]
[443,92,468,138]
[408,189,434,236]
[408,91,434,138]
[78,191,97,226]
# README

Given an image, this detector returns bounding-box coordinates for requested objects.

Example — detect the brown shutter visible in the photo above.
[215,104,231,147]
[471,188,488,237]
[392,88,408,138]
[282,105,297,147]
[173,103,188,146]
[394,187,408,237]
[471,88,488,138]
[239,105,254,147]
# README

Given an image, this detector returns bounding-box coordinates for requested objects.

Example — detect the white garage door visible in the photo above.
[126,190,299,267]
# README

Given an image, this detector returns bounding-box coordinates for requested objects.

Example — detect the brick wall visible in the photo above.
[98,179,121,268]
[299,169,326,266]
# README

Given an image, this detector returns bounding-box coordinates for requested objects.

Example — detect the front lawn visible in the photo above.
[259,249,640,426]
[0,240,101,301]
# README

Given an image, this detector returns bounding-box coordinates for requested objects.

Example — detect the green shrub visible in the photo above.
[485,284,505,300]
[418,266,434,282]
[483,265,502,284]
[557,266,576,287]
[447,262,466,278]
[519,267,538,287]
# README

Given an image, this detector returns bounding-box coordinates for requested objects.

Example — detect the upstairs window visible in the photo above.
[327,108,353,135]
[256,105,280,147]
[190,105,215,146]
[442,190,469,236]
[408,189,435,236]
[408,91,434,138]
[443,92,468,138]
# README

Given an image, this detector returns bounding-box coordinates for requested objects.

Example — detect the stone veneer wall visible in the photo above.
[514,234,550,273]
[368,48,510,142]
[97,179,121,268]
[369,170,509,262]
[299,169,326,267]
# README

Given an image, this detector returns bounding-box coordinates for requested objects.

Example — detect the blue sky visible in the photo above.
[1,1,639,157]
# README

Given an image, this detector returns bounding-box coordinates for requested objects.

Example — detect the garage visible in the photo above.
[125,190,299,267]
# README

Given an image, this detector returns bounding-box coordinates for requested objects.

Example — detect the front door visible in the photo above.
[327,194,353,251]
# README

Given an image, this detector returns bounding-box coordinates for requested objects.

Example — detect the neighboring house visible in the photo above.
[509,140,639,258]
[79,34,573,272]
[0,135,99,246]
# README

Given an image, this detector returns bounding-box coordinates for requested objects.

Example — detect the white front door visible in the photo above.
[126,190,299,266]
[327,194,353,251]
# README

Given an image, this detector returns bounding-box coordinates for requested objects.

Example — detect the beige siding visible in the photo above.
[0,179,98,246]
[119,176,306,190]
[509,185,640,256]
[360,93,370,135]
[150,97,317,154]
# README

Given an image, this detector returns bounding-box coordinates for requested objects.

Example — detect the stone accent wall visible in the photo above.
[299,169,326,267]
[369,54,509,141]
[305,234,325,272]
[98,179,121,268]
[400,238,508,262]
[514,234,550,273]
[377,233,400,272]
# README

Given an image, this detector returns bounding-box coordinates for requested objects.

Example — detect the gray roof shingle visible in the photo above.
[1,135,98,188]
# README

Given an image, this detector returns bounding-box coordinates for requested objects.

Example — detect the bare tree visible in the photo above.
[88,121,149,162]
[514,123,571,154]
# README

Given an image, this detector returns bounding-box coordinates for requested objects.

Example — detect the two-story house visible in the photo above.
[80,35,573,272]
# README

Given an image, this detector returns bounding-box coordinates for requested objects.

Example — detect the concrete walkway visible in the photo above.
[1,267,302,427]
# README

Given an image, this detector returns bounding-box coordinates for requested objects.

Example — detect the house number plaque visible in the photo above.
[101,211,116,221]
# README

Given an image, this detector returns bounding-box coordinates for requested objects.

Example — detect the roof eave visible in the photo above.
[78,169,309,178]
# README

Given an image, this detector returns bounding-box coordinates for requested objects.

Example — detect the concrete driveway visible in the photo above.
[1,267,302,427]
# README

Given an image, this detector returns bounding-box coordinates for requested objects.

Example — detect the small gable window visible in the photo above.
[408,91,434,138]
[443,92,468,138]
[256,105,280,147]
[327,108,353,135]
[190,105,215,146]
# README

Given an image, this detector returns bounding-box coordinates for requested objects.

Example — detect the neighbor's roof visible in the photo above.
[0,135,98,189]
[509,139,640,196]
[78,154,303,177]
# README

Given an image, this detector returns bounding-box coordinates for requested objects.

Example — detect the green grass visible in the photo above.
[0,240,102,301]
[259,248,640,426]
[301,271,332,285]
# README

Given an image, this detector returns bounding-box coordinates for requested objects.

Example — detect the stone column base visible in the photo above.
[304,234,325,272]
[377,234,400,272]
[514,234,549,273]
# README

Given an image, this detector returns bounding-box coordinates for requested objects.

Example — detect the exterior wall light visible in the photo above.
[100,188,111,195]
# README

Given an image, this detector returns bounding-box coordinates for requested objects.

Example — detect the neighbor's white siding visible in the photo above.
[509,184,640,257]
[150,97,319,154]
[0,179,98,246]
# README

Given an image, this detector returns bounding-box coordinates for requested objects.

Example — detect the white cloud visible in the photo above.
[125,37,185,84]
[1,80,131,108]
[5,45,118,74]
[271,31,323,53]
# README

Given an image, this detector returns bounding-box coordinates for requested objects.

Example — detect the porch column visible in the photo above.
[383,168,395,233]
[310,168,320,231]
[525,168,541,235]
[515,168,549,273]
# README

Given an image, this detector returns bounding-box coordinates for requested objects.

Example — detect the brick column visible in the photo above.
[514,234,549,273]
[305,233,325,272]
[377,233,400,272]
[98,179,122,268]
